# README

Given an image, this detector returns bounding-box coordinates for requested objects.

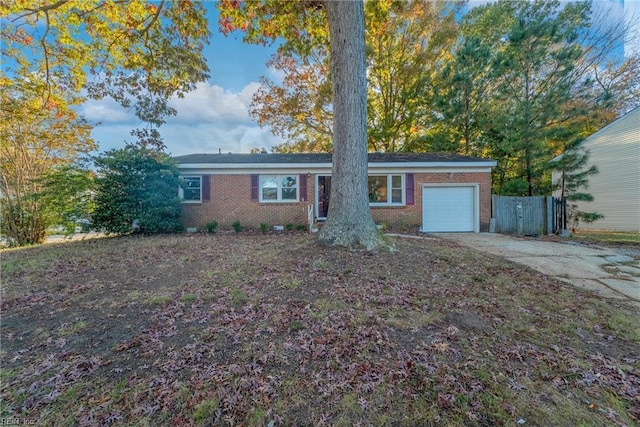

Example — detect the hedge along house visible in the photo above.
[174,152,497,233]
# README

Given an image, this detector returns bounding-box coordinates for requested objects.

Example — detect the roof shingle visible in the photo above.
[173,152,492,164]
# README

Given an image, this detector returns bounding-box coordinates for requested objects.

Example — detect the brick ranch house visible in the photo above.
[173,152,496,233]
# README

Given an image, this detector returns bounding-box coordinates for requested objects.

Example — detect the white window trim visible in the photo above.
[179,175,202,203]
[259,175,299,203]
[368,174,405,206]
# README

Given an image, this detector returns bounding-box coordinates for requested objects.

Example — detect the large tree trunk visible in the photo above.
[318,0,386,250]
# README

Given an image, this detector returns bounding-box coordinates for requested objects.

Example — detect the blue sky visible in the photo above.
[84,3,283,156]
[83,0,637,157]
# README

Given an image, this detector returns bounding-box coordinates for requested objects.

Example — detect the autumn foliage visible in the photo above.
[1,1,210,245]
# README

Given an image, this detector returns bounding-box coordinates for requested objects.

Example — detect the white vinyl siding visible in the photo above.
[556,107,640,231]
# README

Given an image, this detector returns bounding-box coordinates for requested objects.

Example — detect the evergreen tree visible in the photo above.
[457,0,638,196]
[553,139,603,231]
[433,35,494,156]
[489,0,589,196]
[92,146,183,235]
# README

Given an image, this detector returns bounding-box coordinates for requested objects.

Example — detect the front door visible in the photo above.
[317,176,331,219]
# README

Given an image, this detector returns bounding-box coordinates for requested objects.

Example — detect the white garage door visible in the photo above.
[422,186,476,232]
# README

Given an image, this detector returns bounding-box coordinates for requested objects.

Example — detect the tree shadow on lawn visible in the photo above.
[1,233,639,426]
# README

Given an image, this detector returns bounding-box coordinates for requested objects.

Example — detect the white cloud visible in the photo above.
[80,97,137,124]
[157,123,283,156]
[167,81,260,125]
[265,64,286,85]
[88,81,284,155]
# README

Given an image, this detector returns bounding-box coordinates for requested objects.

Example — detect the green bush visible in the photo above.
[92,146,183,235]
[205,220,218,233]
[296,224,307,231]
[232,221,243,232]
[260,223,270,233]
[285,223,294,231]
[1,163,95,247]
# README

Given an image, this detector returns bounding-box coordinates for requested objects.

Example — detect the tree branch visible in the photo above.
[75,0,130,18]
[141,0,165,37]
[12,0,70,22]
[40,9,52,106]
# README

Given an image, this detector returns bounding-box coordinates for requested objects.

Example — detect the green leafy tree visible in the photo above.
[92,147,183,235]
[0,78,95,246]
[1,0,209,245]
[366,0,459,153]
[37,163,96,236]
[1,0,210,135]
[248,0,460,153]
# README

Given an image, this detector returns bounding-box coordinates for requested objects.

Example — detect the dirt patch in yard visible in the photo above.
[1,233,639,426]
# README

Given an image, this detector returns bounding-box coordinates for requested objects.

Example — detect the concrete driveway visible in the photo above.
[434,233,640,307]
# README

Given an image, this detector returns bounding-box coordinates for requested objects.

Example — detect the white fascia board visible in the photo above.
[368,161,496,175]
[177,161,496,175]
[367,161,497,169]
[177,163,333,175]
[178,162,333,170]
[369,167,495,174]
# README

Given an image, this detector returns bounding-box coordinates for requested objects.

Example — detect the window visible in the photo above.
[180,176,202,202]
[368,174,404,206]
[260,175,298,202]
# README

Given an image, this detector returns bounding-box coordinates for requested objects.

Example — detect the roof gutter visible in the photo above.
[176,161,497,170]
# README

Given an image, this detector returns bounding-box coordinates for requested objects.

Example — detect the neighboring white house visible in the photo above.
[553,107,640,232]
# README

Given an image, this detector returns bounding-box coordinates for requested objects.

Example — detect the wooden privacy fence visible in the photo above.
[491,195,567,235]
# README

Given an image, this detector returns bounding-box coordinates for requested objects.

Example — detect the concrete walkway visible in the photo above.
[45,232,106,244]
[433,233,640,307]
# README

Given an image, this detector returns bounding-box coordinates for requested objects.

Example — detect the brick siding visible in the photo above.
[182,175,311,230]
[181,172,492,232]
[370,172,492,231]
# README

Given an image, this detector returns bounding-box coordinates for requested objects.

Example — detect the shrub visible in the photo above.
[285,223,294,231]
[205,220,218,233]
[260,223,270,233]
[92,146,183,235]
[296,224,307,231]
[1,163,95,246]
[232,220,243,232]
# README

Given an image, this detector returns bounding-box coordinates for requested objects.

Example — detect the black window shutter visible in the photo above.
[251,174,259,201]
[406,173,414,205]
[201,175,210,201]
[299,174,307,201]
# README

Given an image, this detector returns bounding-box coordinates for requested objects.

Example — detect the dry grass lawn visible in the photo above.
[1,233,639,426]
